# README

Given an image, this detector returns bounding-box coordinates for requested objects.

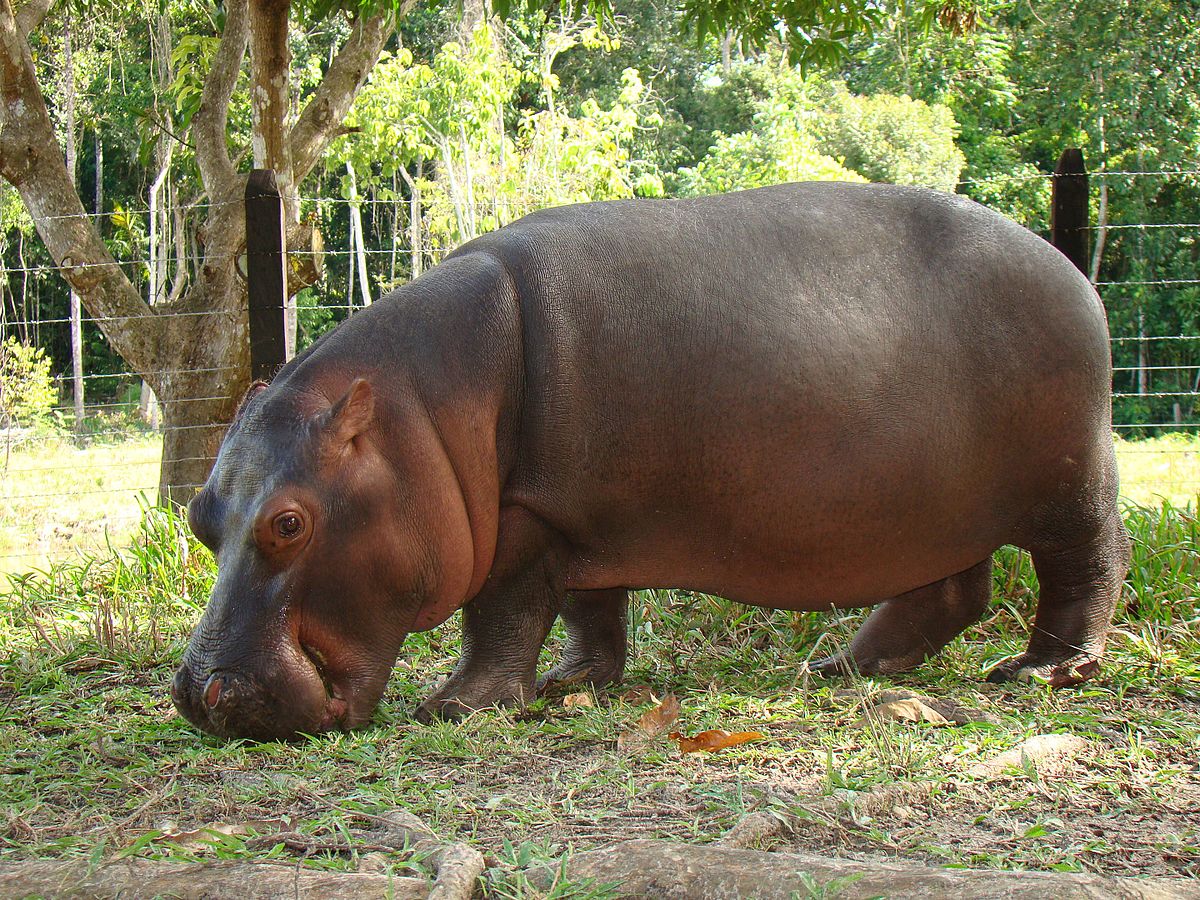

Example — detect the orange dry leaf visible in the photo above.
[617,694,681,751]
[669,729,765,754]
[563,692,594,710]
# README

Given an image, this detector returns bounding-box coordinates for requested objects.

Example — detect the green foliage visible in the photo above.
[332,21,657,256]
[814,86,966,191]
[167,33,222,130]
[674,123,864,197]
[673,67,964,195]
[0,337,58,429]
[0,184,33,236]
[675,0,884,70]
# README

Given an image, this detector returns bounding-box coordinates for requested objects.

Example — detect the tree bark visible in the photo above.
[0,857,428,899]
[347,162,371,306]
[0,0,397,503]
[399,161,423,278]
[528,839,1196,899]
[61,9,85,440]
[93,128,102,221]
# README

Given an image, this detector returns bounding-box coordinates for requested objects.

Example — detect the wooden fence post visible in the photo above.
[245,169,288,382]
[1051,148,1089,275]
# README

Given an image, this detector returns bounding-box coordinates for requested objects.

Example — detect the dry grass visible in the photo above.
[0,433,161,579]
[1115,433,1200,507]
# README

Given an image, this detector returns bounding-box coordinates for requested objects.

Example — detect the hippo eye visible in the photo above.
[274,512,304,540]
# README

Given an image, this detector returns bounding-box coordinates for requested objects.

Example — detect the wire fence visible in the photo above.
[2,166,1199,570]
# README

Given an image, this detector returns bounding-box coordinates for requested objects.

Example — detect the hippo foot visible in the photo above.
[415,677,533,723]
[805,651,915,678]
[537,654,625,697]
[805,652,858,678]
[985,652,1102,688]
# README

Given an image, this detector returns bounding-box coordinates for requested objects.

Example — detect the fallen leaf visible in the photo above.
[861,698,951,726]
[617,694,680,751]
[563,692,594,710]
[669,729,765,754]
[620,685,656,704]
[64,656,116,673]
[156,823,249,852]
[870,690,999,725]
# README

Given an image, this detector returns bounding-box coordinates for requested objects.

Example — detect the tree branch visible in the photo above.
[0,0,163,369]
[289,6,399,184]
[13,0,48,34]
[192,0,249,198]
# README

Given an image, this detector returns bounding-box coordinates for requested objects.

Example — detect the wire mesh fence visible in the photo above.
[2,166,1199,572]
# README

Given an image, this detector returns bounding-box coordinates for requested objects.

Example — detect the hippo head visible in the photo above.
[171,377,462,741]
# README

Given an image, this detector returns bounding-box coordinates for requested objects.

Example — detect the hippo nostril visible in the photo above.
[204,673,225,709]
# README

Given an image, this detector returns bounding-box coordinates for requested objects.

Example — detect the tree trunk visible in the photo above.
[399,161,423,278]
[93,129,102,222]
[0,0,394,503]
[530,840,1195,899]
[347,163,371,306]
[1089,107,1108,283]
[0,857,428,899]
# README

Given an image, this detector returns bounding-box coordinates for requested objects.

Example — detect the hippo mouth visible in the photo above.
[299,641,351,731]
[171,636,358,741]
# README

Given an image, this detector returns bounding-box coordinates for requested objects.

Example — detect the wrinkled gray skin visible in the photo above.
[172,183,1131,741]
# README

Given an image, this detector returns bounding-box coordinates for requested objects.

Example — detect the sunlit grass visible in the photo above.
[1115,433,1200,508]
[0,433,162,579]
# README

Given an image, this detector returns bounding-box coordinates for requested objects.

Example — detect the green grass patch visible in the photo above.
[0,498,1197,885]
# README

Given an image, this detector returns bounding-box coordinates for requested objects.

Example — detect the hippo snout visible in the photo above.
[171,656,340,742]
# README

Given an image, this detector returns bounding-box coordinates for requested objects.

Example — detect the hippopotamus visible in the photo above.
[171,182,1131,741]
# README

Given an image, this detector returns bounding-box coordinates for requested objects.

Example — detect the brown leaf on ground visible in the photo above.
[669,729,765,754]
[154,823,249,852]
[617,694,681,751]
[619,685,656,704]
[860,697,951,726]
[563,693,594,710]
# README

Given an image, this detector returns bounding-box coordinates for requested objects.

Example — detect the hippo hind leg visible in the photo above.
[987,508,1131,687]
[537,588,628,695]
[808,558,993,677]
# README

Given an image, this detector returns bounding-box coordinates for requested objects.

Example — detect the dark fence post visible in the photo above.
[1051,148,1089,276]
[245,169,287,382]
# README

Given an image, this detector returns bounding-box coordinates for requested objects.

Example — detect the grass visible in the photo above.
[1115,433,1200,507]
[0,430,162,578]
[0,435,1197,893]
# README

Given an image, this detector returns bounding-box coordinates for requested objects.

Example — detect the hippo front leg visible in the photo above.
[416,521,564,722]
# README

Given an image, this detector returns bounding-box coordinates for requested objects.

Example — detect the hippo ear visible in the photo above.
[322,378,375,450]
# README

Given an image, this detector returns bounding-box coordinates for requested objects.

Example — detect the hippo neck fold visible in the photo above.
[273,250,525,627]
